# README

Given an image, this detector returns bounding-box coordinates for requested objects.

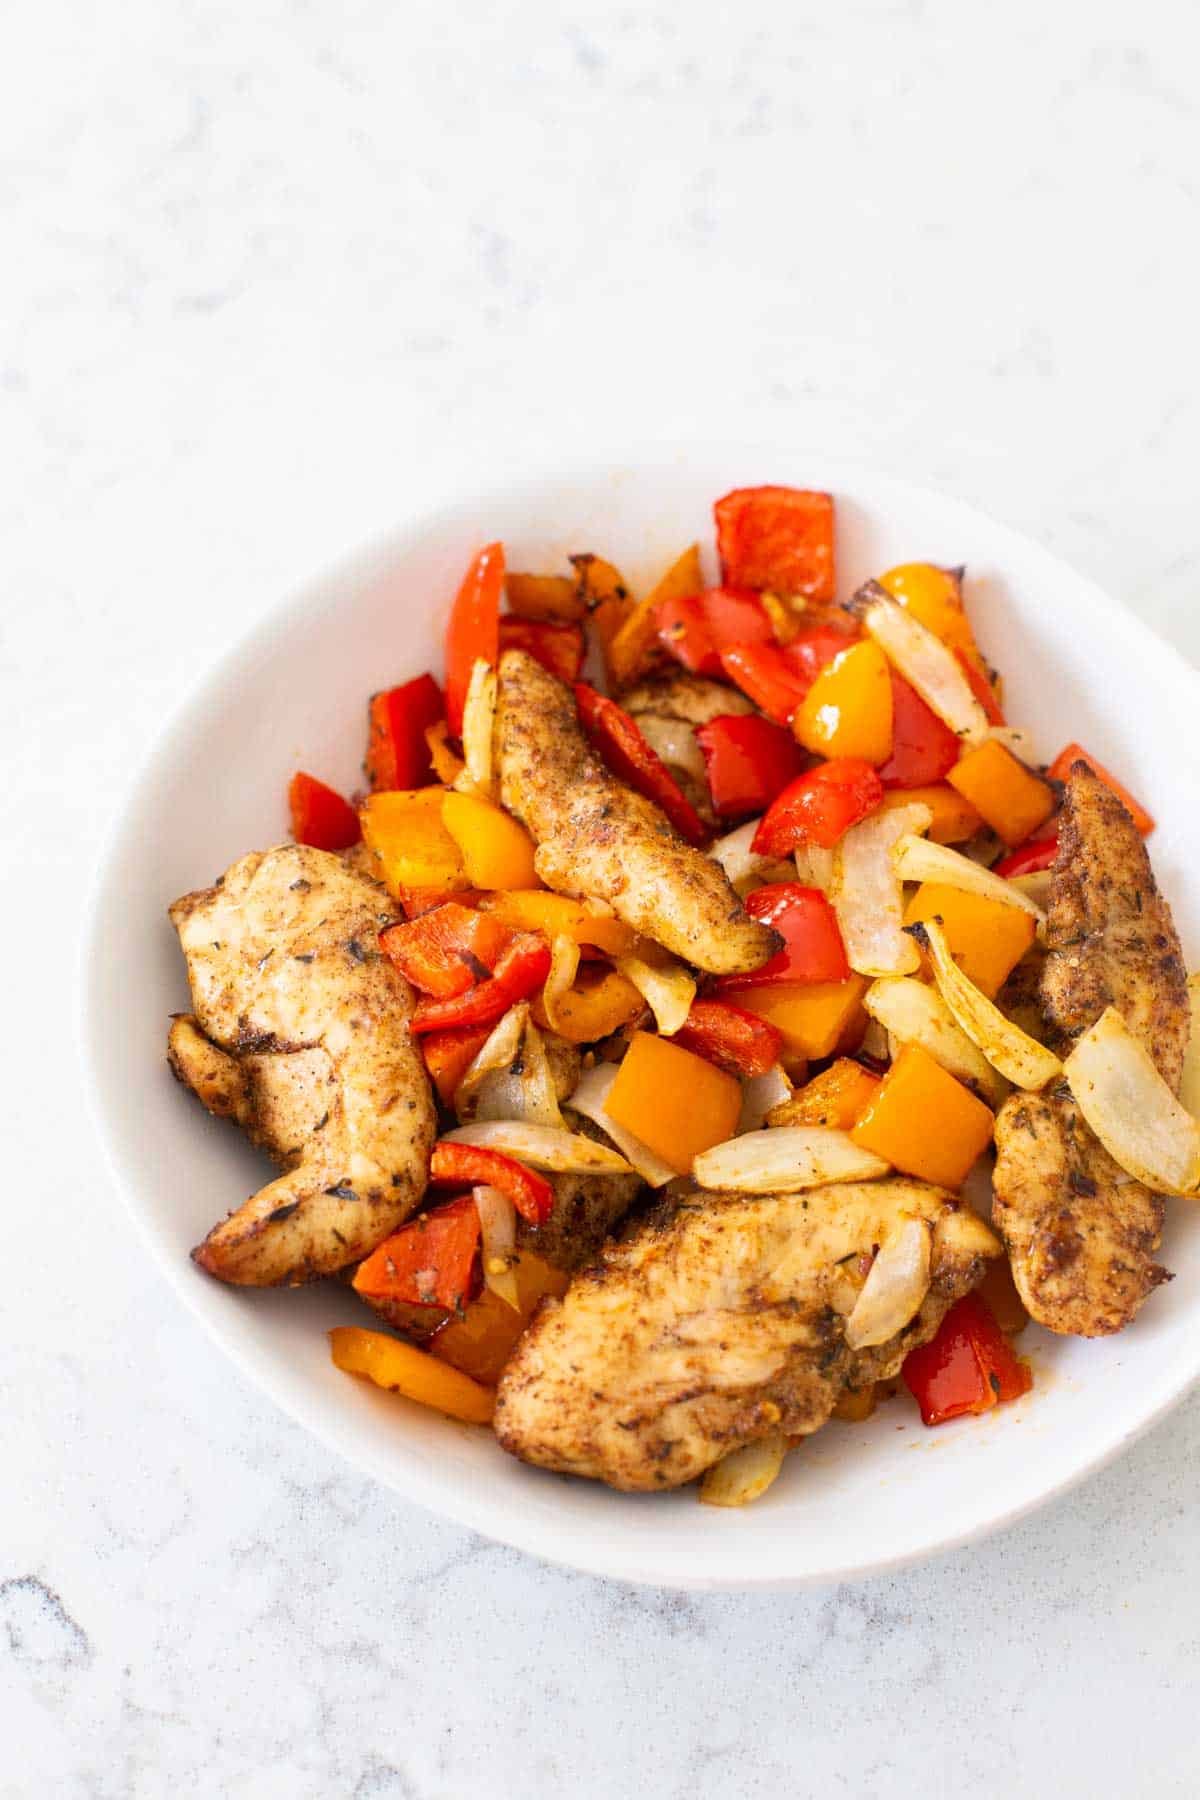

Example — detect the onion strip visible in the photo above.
[615,942,696,1036]
[851,581,989,746]
[919,917,1061,1091]
[863,975,1007,1107]
[1063,1006,1200,1195]
[441,1120,634,1174]
[833,804,931,978]
[455,658,498,798]
[699,1435,788,1508]
[693,1126,889,1194]
[473,1184,520,1311]
[892,833,1044,920]
[843,1217,932,1349]
[709,818,794,896]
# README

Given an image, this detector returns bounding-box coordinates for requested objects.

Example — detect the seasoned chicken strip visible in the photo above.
[993,764,1187,1335]
[169,845,436,1286]
[494,650,778,975]
[619,674,755,726]
[495,1180,1001,1490]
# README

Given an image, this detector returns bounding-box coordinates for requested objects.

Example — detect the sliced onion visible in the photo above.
[833,804,932,978]
[852,582,989,746]
[1007,869,1053,914]
[615,942,696,1036]
[860,1017,891,1064]
[892,834,1045,920]
[693,1127,889,1194]
[793,840,836,893]
[987,724,1037,760]
[864,975,1007,1107]
[709,818,794,897]
[568,1062,677,1187]
[920,917,1061,1091]
[451,657,498,798]
[737,1064,793,1134]
[843,1217,932,1349]
[473,1184,520,1311]
[515,1018,566,1128]
[454,1003,529,1119]
[442,1120,634,1174]
[1063,1006,1200,1195]
[635,714,707,784]
[699,1434,787,1508]
[1180,975,1200,1119]
[539,933,582,1037]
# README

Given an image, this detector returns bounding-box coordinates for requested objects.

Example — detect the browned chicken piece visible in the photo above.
[619,674,755,726]
[169,844,436,1286]
[993,764,1188,1336]
[494,649,778,976]
[495,1180,1001,1490]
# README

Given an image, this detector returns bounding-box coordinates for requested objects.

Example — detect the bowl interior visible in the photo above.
[85,449,1200,1587]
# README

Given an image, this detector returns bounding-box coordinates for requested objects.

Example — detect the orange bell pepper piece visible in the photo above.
[731,976,868,1063]
[903,882,1035,999]
[441,790,540,891]
[431,1250,570,1386]
[605,1031,742,1174]
[571,553,634,672]
[607,543,704,690]
[767,1057,881,1129]
[360,789,468,899]
[530,963,645,1043]
[504,572,586,624]
[794,640,893,765]
[424,720,466,784]
[1046,742,1154,835]
[851,1043,995,1189]
[946,740,1055,849]
[328,1326,495,1425]
[879,783,983,844]
[476,890,635,957]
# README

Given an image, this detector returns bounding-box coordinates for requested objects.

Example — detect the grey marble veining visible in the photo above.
[5,0,1200,1793]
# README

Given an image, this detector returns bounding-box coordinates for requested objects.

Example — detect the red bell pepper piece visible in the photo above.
[1046,742,1154,835]
[378,902,515,1000]
[408,934,552,1035]
[394,884,484,921]
[574,683,710,847]
[445,542,504,737]
[498,617,586,684]
[718,644,811,725]
[430,1143,554,1227]
[786,624,859,688]
[287,772,362,851]
[714,486,835,602]
[954,649,1005,726]
[902,1291,1032,1427]
[420,1024,494,1106]
[694,715,806,819]
[656,587,775,677]
[994,833,1059,880]
[753,759,884,855]
[716,883,850,991]
[878,676,961,788]
[351,1196,481,1312]
[673,998,782,1079]
[365,672,444,791]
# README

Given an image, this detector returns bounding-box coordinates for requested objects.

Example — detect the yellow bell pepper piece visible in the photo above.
[730,976,869,1063]
[441,791,540,890]
[430,1251,570,1387]
[607,543,704,689]
[476,889,636,957]
[606,1031,742,1174]
[851,1043,995,1189]
[504,572,584,624]
[946,740,1055,849]
[328,1326,495,1425]
[530,964,646,1043]
[878,563,981,664]
[903,882,1035,999]
[794,640,893,764]
[879,783,983,845]
[767,1057,881,1130]
[360,789,468,899]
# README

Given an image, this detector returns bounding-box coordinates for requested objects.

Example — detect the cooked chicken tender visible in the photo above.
[494,650,778,976]
[993,765,1187,1335]
[495,1180,1001,1490]
[169,845,436,1286]
[619,674,755,726]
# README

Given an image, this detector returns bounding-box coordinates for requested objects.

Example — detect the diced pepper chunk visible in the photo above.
[366,673,444,791]
[441,790,541,891]
[498,617,586,684]
[947,740,1055,849]
[730,976,868,1062]
[673,999,783,1079]
[657,587,776,676]
[901,1291,1032,1426]
[475,890,635,957]
[572,554,634,672]
[605,1031,742,1174]
[407,934,552,1036]
[718,644,811,725]
[717,884,849,991]
[714,486,835,602]
[329,1326,495,1425]
[431,1251,570,1386]
[607,543,704,689]
[288,772,362,851]
[767,1058,881,1130]
[851,1044,994,1189]
[420,1024,494,1106]
[378,901,514,998]
[360,789,468,899]
[794,640,893,765]
[352,1196,482,1313]
[504,572,585,624]
[695,715,807,819]
[903,882,1036,1000]
[877,676,961,788]
[879,784,983,845]
[530,964,645,1043]
[1046,743,1154,835]
[753,760,884,855]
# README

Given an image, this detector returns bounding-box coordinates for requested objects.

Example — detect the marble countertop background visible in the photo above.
[5,0,1200,1793]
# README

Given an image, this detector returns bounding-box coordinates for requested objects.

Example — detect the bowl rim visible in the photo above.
[80,445,1200,1589]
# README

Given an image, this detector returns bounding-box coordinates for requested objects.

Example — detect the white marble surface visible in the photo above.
[6,0,1200,1792]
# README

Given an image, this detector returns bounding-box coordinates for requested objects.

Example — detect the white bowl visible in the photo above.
[84,447,1200,1589]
